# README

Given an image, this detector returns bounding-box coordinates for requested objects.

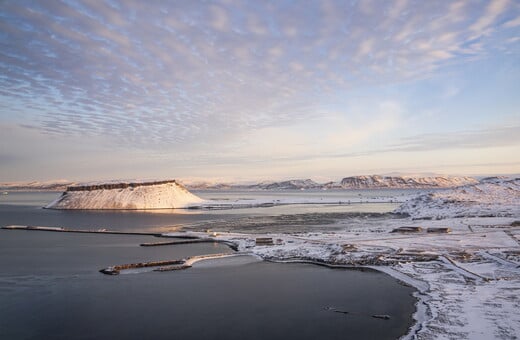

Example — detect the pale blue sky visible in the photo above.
[1,0,519,182]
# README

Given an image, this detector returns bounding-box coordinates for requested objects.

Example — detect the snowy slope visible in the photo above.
[395,178,520,219]
[45,180,205,210]
[334,175,478,189]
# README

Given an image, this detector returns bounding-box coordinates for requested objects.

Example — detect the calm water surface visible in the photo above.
[0,192,417,339]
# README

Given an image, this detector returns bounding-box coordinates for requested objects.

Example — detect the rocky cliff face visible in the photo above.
[45,180,205,210]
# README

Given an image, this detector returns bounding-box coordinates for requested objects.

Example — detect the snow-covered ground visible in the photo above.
[167,179,520,339]
[395,177,519,219]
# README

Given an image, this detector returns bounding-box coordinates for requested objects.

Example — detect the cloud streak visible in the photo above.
[389,125,520,152]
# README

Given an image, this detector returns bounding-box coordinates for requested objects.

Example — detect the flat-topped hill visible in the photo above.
[45,180,205,210]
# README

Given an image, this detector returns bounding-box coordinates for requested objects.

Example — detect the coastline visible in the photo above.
[1,225,422,339]
[4,222,520,339]
[259,257,427,340]
[191,214,519,339]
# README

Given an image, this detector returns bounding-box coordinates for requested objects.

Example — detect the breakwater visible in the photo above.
[100,253,244,275]
[2,225,162,236]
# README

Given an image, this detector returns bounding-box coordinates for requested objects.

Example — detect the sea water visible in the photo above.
[0,191,417,339]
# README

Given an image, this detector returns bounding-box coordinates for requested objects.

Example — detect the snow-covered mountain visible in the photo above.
[186,176,477,190]
[45,180,205,210]
[183,182,233,190]
[247,179,321,190]
[183,179,321,190]
[0,180,74,191]
[332,175,478,189]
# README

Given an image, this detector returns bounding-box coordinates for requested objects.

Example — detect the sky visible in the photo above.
[0,0,519,183]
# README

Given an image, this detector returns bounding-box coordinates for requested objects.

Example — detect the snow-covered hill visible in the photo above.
[185,176,477,190]
[45,180,205,210]
[395,177,520,219]
[333,175,478,189]
[247,179,321,190]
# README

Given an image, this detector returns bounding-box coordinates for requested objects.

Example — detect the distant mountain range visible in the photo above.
[0,180,73,191]
[0,175,481,192]
[184,175,479,190]
[333,175,478,189]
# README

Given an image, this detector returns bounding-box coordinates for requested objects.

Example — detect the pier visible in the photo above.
[141,238,217,246]
[100,253,244,275]
[2,225,240,259]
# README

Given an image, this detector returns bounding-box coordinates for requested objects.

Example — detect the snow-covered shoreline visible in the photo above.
[185,215,519,339]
